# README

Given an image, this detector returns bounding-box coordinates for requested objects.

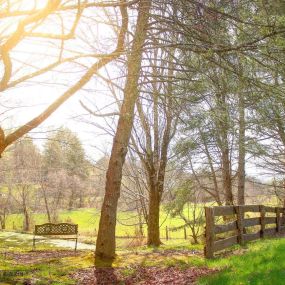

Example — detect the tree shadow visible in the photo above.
[94,256,119,284]
[93,267,119,285]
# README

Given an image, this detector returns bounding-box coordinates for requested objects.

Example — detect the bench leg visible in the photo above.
[75,237,78,251]
[32,236,36,250]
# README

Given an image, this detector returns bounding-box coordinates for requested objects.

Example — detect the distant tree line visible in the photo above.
[0,128,95,231]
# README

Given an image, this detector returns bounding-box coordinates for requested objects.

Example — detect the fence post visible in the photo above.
[281,208,285,229]
[260,205,265,238]
[204,207,215,259]
[165,226,169,240]
[236,206,245,246]
[184,227,187,240]
[276,207,281,233]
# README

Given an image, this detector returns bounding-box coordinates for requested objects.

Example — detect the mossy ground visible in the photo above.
[0,231,204,284]
[1,230,285,284]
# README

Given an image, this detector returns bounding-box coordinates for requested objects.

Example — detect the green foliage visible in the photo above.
[43,127,89,178]
[165,180,194,217]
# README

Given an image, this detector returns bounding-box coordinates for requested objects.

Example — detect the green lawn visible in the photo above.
[198,237,285,285]
[0,232,91,284]
[5,207,203,240]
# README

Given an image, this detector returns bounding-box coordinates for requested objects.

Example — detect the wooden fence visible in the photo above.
[204,205,285,258]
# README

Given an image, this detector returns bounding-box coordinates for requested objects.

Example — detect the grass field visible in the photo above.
[5,206,204,242]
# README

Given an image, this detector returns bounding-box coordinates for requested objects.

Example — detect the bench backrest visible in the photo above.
[34,223,78,235]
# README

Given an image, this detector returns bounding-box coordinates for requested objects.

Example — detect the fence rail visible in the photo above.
[204,205,285,258]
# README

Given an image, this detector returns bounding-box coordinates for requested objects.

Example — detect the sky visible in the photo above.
[0,0,122,162]
[1,79,118,162]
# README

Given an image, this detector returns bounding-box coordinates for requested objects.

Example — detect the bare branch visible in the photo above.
[80,100,119,117]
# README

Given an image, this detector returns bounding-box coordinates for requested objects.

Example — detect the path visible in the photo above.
[0,231,95,250]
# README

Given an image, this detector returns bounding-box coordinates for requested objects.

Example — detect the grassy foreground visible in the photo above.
[1,230,285,284]
[0,232,203,284]
[199,237,285,285]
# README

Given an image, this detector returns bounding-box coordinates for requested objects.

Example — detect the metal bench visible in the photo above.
[33,223,78,251]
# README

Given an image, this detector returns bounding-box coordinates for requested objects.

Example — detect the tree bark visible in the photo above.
[68,186,75,210]
[0,214,6,230]
[42,186,51,223]
[222,146,233,205]
[23,205,30,232]
[79,191,84,208]
[147,185,161,246]
[21,185,30,232]
[237,93,246,205]
[216,93,233,205]
[95,0,151,261]
[145,51,175,246]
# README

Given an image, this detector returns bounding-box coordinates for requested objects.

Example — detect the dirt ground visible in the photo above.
[3,249,81,264]
[71,266,217,285]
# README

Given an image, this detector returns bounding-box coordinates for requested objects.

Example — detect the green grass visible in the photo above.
[1,228,285,284]
[0,232,94,284]
[5,207,203,241]
[198,238,285,285]
[0,241,70,284]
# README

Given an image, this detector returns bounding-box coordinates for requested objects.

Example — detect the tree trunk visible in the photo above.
[137,203,144,237]
[95,0,151,261]
[222,146,233,205]
[237,93,246,205]
[42,187,51,223]
[23,206,30,231]
[147,185,161,246]
[68,189,74,210]
[79,191,84,208]
[146,83,173,246]
[217,93,233,205]
[191,228,199,244]
[0,214,6,230]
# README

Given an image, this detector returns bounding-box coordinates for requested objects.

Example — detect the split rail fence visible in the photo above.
[204,205,285,258]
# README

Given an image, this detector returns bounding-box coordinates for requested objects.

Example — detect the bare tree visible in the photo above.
[0,0,129,157]
[128,45,180,246]
[10,138,41,231]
